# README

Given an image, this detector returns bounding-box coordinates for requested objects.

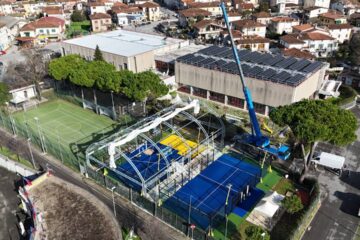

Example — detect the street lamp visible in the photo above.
[34,117,45,153]
[27,138,36,169]
[111,186,117,217]
[110,90,116,120]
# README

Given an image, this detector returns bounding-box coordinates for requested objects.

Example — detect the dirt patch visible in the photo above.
[29,175,122,240]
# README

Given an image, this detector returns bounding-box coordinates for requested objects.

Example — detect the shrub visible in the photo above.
[282,195,304,214]
[245,226,270,240]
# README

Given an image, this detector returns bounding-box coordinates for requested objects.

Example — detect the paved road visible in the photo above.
[0,128,186,240]
[0,167,21,240]
[303,105,360,240]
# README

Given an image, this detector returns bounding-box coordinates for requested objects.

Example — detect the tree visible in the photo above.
[94,45,104,61]
[49,54,86,81]
[71,10,86,22]
[349,32,360,66]
[270,100,357,182]
[90,61,121,92]
[68,62,95,88]
[21,49,49,100]
[259,2,270,12]
[282,195,303,214]
[245,225,270,240]
[0,83,10,106]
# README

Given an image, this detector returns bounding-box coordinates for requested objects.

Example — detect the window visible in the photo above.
[39,29,44,33]
[319,44,323,49]
[124,63,128,69]
[328,43,332,48]
[52,29,56,32]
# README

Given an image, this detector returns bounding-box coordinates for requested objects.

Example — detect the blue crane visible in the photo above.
[220,2,290,160]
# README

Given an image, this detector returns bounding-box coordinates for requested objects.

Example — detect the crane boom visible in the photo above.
[220,2,269,148]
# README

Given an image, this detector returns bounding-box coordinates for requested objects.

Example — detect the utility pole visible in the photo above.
[27,138,36,169]
[34,117,46,153]
[111,186,117,217]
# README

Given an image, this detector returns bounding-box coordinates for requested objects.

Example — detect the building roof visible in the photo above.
[327,23,352,29]
[63,29,185,57]
[304,6,324,11]
[193,19,222,29]
[0,15,23,28]
[271,16,297,22]
[233,19,265,28]
[20,17,64,31]
[235,35,271,44]
[188,1,220,8]
[113,6,141,14]
[320,10,346,19]
[42,6,63,15]
[178,8,211,17]
[300,32,335,41]
[89,12,111,20]
[239,2,254,9]
[282,48,315,60]
[280,34,305,44]
[0,1,12,5]
[88,2,105,7]
[253,11,271,18]
[176,45,325,87]
[139,1,159,8]
[292,24,313,32]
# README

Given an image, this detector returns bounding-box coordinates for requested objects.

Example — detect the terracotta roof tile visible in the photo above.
[239,3,254,9]
[320,10,346,19]
[139,1,159,8]
[271,16,297,22]
[282,48,315,60]
[20,17,64,31]
[280,34,305,44]
[292,24,313,32]
[42,6,63,15]
[300,32,334,40]
[235,35,270,44]
[89,12,111,20]
[188,1,220,8]
[193,19,222,29]
[233,19,265,28]
[179,8,211,17]
[253,11,271,18]
[327,23,352,29]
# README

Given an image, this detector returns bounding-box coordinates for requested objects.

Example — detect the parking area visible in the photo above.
[0,167,21,240]
[303,105,360,240]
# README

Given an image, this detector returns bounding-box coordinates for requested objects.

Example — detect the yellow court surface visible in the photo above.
[160,135,204,157]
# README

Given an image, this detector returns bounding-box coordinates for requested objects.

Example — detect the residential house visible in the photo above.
[42,6,65,19]
[90,12,111,32]
[18,16,65,46]
[270,0,299,7]
[252,11,272,25]
[193,19,223,41]
[112,6,144,26]
[269,17,299,34]
[0,1,13,15]
[238,2,255,13]
[235,35,270,51]
[319,10,347,25]
[303,0,331,9]
[338,68,360,89]
[280,34,306,49]
[187,2,222,16]
[178,8,211,27]
[137,1,161,22]
[0,16,26,50]
[282,48,316,60]
[61,0,78,11]
[232,19,266,37]
[331,0,360,16]
[326,23,352,43]
[304,6,329,20]
[227,11,242,22]
[283,3,301,14]
[300,31,337,57]
[22,1,45,17]
[292,23,313,33]
[88,2,107,14]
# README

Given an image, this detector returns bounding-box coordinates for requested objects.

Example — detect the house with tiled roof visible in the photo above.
[292,24,313,33]
[18,16,65,46]
[319,10,347,25]
[232,19,266,37]
[137,1,161,21]
[252,11,272,25]
[187,1,221,16]
[350,12,360,26]
[280,34,306,49]
[269,16,299,34]
[325,23,352,43]
[42,6,66,23]
[282,48,316,60]
[112,6,144,26]
[221,29,270,51]
[22,1,45,17]
[88,2,107,14]
[0,1,13,15]
[178,8,211,27]
[304,0,330,9]
[90,12,111,32]
[300,32,337,57]
[304,6,329,20]
[331,0,360,16]
[193,19,223,41]
[238,2,255,12]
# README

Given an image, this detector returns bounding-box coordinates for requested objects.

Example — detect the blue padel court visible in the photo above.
[116,142,183,190]
[165,154,261,230]
[232,187,265,217]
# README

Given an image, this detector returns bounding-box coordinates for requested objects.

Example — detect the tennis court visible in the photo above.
[165,154,262,230]
[12,99,114,166]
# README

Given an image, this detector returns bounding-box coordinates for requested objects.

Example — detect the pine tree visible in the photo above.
[94,45,104,61]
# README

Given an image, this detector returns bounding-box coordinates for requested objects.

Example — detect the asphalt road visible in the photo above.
[0,167,21,240]
[303,105,360,240]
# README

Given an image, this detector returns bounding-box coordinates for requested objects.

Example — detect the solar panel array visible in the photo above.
[177,46,325,87]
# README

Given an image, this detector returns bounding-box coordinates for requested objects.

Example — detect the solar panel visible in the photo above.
[257,68,277,79]
[177,54,194,62]
[287,74,305,86]
[188,55,205,64]
[198,57,215,66]
[247,66,263,76]
[276,57,298,68]
[302,61,323,73]
[212,47,230,57]
[288,59,311,71]
[198,45,218,55]
[217,49,233,58]
[265,55,285,66]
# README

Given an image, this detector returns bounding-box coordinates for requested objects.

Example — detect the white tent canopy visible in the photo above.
[253,191,285,218]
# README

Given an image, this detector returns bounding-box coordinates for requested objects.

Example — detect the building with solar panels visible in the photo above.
[175,45,329,115]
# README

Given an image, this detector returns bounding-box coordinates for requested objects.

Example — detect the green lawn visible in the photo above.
[13,99,114,167]
[66,20,91,38]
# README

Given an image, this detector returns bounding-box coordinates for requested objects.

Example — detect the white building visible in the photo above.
[233,19,266,37]
[304,0,331,9]
[269,17,299,34]
[300,31,338,57]
[9,85,37,106]
[0,16,26,51]
[304,6,329,19]
[252,11,273,25]
[280,34,306,49]
[270,0,299,7]
[326,24,353,43]
[88,2,107,15]
[0,1,13,15]
[113,7,144,26]
[331,0,360,16]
